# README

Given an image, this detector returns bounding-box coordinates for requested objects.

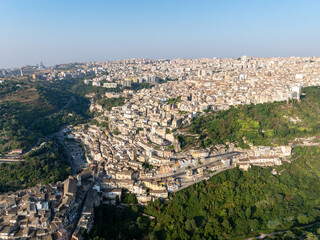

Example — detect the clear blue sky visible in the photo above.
[0,0,319,68]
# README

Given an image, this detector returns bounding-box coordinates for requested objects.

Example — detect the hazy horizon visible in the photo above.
[3,54,320,70]
[1,0,319,69]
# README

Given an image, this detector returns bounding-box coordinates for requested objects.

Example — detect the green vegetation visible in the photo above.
[71,80,121,97]
[88,204,153,240]
[90,119,100,126]
[158,77,178,84]
[90,146,320,239]
[0,80,20,97]
[0,81,72,153]
[166,96,181,104]
[99,121,109,130]
[90,119,109,130]
[32,96,91,136]
[179,110,188,115]
[268,222,320,239]
[122,189,138,204]
[125,82,153,91]
[97,97,125,111]
[0,144,71,192]
[179,87,320,149]
[26,141,55,158]
[142,162,154,170]
[136,127,144,134]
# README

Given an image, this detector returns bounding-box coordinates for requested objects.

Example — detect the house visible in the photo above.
[102,188,122,200]
[166,178,181,192]
[100,179,118,189]
[133,183,146,195]
[206,161,224,172]
[63,177,77,197]
[237,163,251,171]
[115,170,139,180]
[280,146,292,157]
[190,149,209,158]
[137,194,152,205]
[159,164,173,174]
[115,179,135,192]
[149,190,168,199]
[72,227,84,240]
[143,180,166,190]
[8,149,23,155]
[149,155,170,166]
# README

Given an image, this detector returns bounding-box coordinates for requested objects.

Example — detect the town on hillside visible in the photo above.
[1,56,320,239]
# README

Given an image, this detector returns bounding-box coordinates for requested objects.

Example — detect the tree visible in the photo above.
[306,232,318,240]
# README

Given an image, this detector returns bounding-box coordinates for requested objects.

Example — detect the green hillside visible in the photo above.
[178,86,320,149]
[0,81,71,153]
[0,143,71,192]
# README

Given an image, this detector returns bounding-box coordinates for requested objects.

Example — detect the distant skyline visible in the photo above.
[0,0,320,68]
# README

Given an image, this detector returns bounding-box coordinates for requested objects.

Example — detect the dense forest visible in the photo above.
[178,86,320,149]
[89,146,320,239]
[88,205,150,240]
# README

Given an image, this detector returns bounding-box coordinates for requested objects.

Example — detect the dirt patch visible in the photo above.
[3,88,39,103]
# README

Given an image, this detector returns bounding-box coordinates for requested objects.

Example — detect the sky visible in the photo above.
[0,0,320,68]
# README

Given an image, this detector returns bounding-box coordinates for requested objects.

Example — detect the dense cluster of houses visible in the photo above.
[0,171,98,239]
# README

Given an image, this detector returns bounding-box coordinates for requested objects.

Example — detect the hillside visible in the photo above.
[0,143,71,192]
[0,80,71,153]
[178,86,320,149]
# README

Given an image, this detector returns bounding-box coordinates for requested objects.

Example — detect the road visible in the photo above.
[0,95,83,177]
[54,132,77,176]
[172,166,234,192]
[0,158,24,163]
[245,220,320,239]
[144,151,240,180]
